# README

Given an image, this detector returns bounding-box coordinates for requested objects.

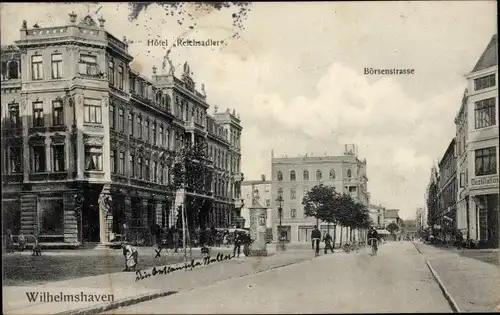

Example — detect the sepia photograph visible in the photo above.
[1,1,498,314]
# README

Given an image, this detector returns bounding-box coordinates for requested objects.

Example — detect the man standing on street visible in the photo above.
[323,231,334,254]
[233,231,242,257]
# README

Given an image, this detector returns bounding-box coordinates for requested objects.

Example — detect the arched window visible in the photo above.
[329,169,336,180]
[277,170,283,181]
[8,60,18,79]
[347,169,352,178]
[303,170,309,180]
[1,61,7,80]
[290,170,296,181]
[316,170,322,181]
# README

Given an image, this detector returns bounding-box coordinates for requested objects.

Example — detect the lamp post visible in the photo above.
[276,195,286,251]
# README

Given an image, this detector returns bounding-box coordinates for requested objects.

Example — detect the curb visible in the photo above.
[412,241,423,254]
[425,260,461,313]
[55,290,177,315]
[54,255,313,315]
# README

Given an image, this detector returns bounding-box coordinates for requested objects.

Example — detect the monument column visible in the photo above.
[248,187,268,256]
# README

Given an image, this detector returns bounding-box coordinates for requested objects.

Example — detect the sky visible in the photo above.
[1,2,497,220]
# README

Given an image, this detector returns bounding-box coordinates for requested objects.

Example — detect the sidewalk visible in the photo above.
[413,242,500,312]
[3,248,316,315]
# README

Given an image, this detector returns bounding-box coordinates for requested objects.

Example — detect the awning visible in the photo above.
[377,229,391,235]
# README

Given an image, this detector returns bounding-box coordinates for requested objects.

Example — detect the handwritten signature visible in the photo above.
[135,252,236,281]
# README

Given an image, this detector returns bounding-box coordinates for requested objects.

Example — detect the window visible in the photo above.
[110,150,116,173]
[316,170,322,181]
[144,119,149,141]
[347,169,352,178]
[52,100,64,125]
[32,102,44,127]
[31,55,43,80]
[32,145,46,172]
[290,170,296,181]
[118,65,124,90]
[159,164,164,184]
[303,170,309,180]
[459,172,466,188]
[130,78,135,93]
[291,209,297,218]
[128,112,134,136]
[9,103,20,128]
[79,55,98,75]
[136,116,142,138]
[83,99,102,124]
[51,54,63,79]
[39,199,64,235]
[474,98,496,129]
[52,145,65,172]
[152,123,156,145]
[474,74,496,91]
[265,199,271,207]
[109,104,115,129]
[159,126,164,146]
[118,108,124,132]
[278,188,283,198]
[475,147,497,176]
[137,157,143,179]
[277,170,283,181]
[9,147,22,173]
[152,160,157,182]
[144,159,150,181]
[108,60,114,85]
[119,152,125,175]
[290,188,296,200]
[129,154,135,177]
[329,169,336,180]
[84,146,102,171]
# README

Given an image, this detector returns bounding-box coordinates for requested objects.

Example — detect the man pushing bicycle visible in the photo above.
[367,226,379,256]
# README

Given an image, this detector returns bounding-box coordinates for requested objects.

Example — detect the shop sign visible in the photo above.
[471,175,498,187]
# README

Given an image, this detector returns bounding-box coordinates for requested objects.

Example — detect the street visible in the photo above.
[105,242,452,313]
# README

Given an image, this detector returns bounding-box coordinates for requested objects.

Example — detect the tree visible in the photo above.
[302,184,337,227]
[168,139,214,268]
[386,222,399,240]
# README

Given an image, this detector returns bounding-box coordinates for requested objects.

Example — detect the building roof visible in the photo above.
[472,34,498,73]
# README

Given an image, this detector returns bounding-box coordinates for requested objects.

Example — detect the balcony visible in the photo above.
[232,172,244,182]
[184,120,206,134]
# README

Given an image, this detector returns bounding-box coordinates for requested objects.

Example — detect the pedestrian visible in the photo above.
[233,231,242,257]
[172,228,180,253]
[210,225,216,246]
[123,243,139,272]
[121,221,128,242]
[18,232,26,252]
[5,230,14,253]
[311,226,322,256]
[223,231,229,247]
[32,234,42,256]
[455,229,463,249]
[323,231,334,254]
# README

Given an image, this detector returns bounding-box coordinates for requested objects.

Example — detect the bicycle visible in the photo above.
[368,238,378,256]
[312,238,320,257]
[342,243,352,253]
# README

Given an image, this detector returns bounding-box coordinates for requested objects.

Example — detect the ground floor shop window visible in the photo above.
[39,199,64,235]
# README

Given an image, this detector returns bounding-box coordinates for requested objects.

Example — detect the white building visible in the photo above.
[240,176,273,229]
[464,34,498,248]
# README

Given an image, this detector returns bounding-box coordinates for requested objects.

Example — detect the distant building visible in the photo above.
[271,145,370,243]
[369,204,386,229]
[384,209,401,228]
[416,207,426,230]
[426,166,440,233]
[455,89,470,238]
[438,138,457,238]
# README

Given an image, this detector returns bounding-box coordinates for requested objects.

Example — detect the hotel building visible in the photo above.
[1,13,244,246]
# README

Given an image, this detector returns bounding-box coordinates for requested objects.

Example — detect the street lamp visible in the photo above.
[276,195,286,251]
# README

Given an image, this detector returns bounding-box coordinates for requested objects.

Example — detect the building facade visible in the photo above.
[464,34,498,248]
[438,138,457,239]
[1,14,244,246]
[426,166,440,233]
[271,145,369,243]
[368,204,386,229]
[455,89,470,238]
[416,207,426,230]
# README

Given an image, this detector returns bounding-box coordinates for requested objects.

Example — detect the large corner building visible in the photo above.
[1,14,244,246]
